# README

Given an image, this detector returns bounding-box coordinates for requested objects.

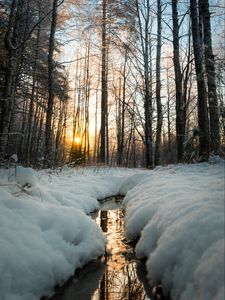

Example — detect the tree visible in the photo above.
[0,0,21,160]
[25,19,41,166]
[172,0,185,161]
[45,0,63,167]
[154,0,163,166]
[100,0,108,163]
[117,48,127,166]
[190,0,209,159]
[0,0,68,167]
[199,0,220,153]
[135,0,153,168]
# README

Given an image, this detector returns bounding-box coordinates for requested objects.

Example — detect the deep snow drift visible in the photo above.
[0,161,224,300]
[123,161,225,300]
[0,167,136,300]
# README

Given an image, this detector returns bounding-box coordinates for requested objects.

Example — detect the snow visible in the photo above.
[123,162,225,300]
[0,167,132,300]
[0,162,224,300]
[16,166,38,187]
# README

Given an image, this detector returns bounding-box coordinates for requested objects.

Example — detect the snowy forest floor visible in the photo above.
[0,158,224,300]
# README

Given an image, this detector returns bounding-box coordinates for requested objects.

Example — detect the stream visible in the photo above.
[48,196,157,300]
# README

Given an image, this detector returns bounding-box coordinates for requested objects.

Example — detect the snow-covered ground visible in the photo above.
[0,161,224,300]
[0,166,138,300]
[123,160,225,300]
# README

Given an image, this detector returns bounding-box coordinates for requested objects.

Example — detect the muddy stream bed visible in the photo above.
[47,196,162,300]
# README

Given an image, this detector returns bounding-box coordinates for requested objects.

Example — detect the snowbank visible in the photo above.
[16,166,38,187]
[0,163,224,300]
[0,199,105,300]
[123,162,225,300]
[0,166,133,300]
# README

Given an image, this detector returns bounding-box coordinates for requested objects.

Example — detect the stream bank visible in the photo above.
[45,196,165,300]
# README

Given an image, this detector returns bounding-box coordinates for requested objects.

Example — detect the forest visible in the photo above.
[0,2,224,299]
[0,0,224,169]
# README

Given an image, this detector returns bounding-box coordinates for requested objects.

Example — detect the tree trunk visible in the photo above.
[154,0,163,166]
[199,0,220,152]
[0,0,18,160]
[172,0,184,161]
[45,0,58,167]
[100,0,108,163]
[117,49,127,166]
[25,23,41,166]
[190,0,209,159]
[136,0,153,168]
[166,66,172,158]
[94,63,100,163]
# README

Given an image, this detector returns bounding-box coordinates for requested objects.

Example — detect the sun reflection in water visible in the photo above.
[47,198,154,300]
[92,201,151,300]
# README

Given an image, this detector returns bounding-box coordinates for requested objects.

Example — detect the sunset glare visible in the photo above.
[74,136,81,144]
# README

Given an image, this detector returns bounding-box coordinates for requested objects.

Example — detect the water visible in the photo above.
[91,197,151,300]
[47,196,160,300]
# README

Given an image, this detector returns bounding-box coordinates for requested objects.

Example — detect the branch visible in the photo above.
[12,0,65,50]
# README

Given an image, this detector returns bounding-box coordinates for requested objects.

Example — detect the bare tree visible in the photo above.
[135,0,153,168]
[45,0,59,167]
[100,0,108,163]
[154,0,163,166]
[190,0,209,159]
[199,0,220,153]
[172,0,185,161]
[117,48,128,166]
[0,0,21,160]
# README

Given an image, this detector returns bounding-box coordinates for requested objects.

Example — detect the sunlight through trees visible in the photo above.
[0,0,224,168]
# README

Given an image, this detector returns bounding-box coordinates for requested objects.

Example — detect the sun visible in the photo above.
[74,136,81,144]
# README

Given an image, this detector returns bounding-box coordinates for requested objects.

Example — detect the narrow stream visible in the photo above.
[47,196,155,300]
[91,196,151,300]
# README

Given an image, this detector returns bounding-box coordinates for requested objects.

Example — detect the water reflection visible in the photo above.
[92,199,151,300]
[100,210,108,233]
[47,197,157,300]
[47,260,105,300]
